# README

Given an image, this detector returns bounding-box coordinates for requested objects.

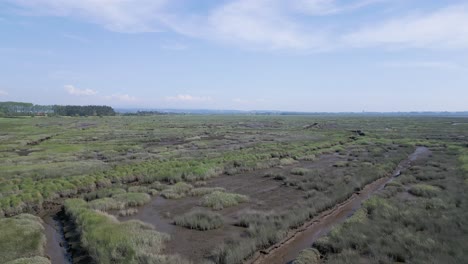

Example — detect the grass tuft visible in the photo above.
[201,191,248,210]
[174,210,223,230]
[293,248,321,264]
[161,182,193,199]
[0,214,46,263]
[408,184,439,197]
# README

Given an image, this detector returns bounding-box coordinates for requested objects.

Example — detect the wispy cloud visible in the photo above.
[289,0,384,16]
[165,94,212,102]
[9,0,169,33]
[0,90,8,96]
[205,0,312,50]
[64,84,97,96]
[343,5,468,49]
[7,1,468,51]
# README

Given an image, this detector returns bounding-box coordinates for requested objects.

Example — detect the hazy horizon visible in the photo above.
[1,0,468,112]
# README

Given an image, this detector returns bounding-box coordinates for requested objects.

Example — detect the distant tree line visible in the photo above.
[0,101,116,117]
[53,105,116,116]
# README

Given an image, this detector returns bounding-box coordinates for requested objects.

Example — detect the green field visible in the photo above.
[1,115,467,263]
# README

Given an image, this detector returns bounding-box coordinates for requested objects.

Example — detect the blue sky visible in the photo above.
[0,0,467,112]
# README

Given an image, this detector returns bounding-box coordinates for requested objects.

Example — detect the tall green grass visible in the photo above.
[174,210,223,230]
[63,198,189,264]
[201,191,248,210]
[0,214,47,263]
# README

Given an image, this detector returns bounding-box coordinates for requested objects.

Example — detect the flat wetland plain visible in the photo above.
[1,115,467,264]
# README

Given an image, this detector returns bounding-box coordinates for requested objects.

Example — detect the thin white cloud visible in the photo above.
[344,5,468,49]
[64,84,97,96]
[165,94,212,102]
[9,0,169,33]
[290,0,387,16]
[207,0,309,50]
[0,90,8,96]
[7,1,468,51]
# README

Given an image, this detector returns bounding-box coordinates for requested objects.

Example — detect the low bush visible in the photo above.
[293,248,321,264]
[211,239,257,264]
[128,186,158,196]
[64,198,189,264]
[174,210,223,230]
[408,184,439,197]
[0,214,47,263]
[83,187,127,201]
[88,197,125,211]
[279,158,298,166]
[290,168,309,175]
[190,187,225,196]
[247,223,286,249]
[161,182,193,199]
[118,208,138,216]
[201,191,248,210]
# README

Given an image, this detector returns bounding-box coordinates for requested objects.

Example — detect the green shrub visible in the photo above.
[127,186,148,193]
[63,198,188,264]
[201,191,248,210]
[127,186,158,196]
[88,197,124,211]
[118,208,138,216]
[408,184,439,197]
[174,210,223,230]
[212,239,257,264]
[161,182,193,199]
[247,223,286,248]
[280,158,298,166]
[84,187,126,201]
[291,168,309,175]
[190,187,225,196]
[293,248,321,264]
[0,214,46,263]
[150,181,167,191]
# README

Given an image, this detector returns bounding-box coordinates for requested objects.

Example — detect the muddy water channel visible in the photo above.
[43,213,72,264]
[254,147,430,264]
